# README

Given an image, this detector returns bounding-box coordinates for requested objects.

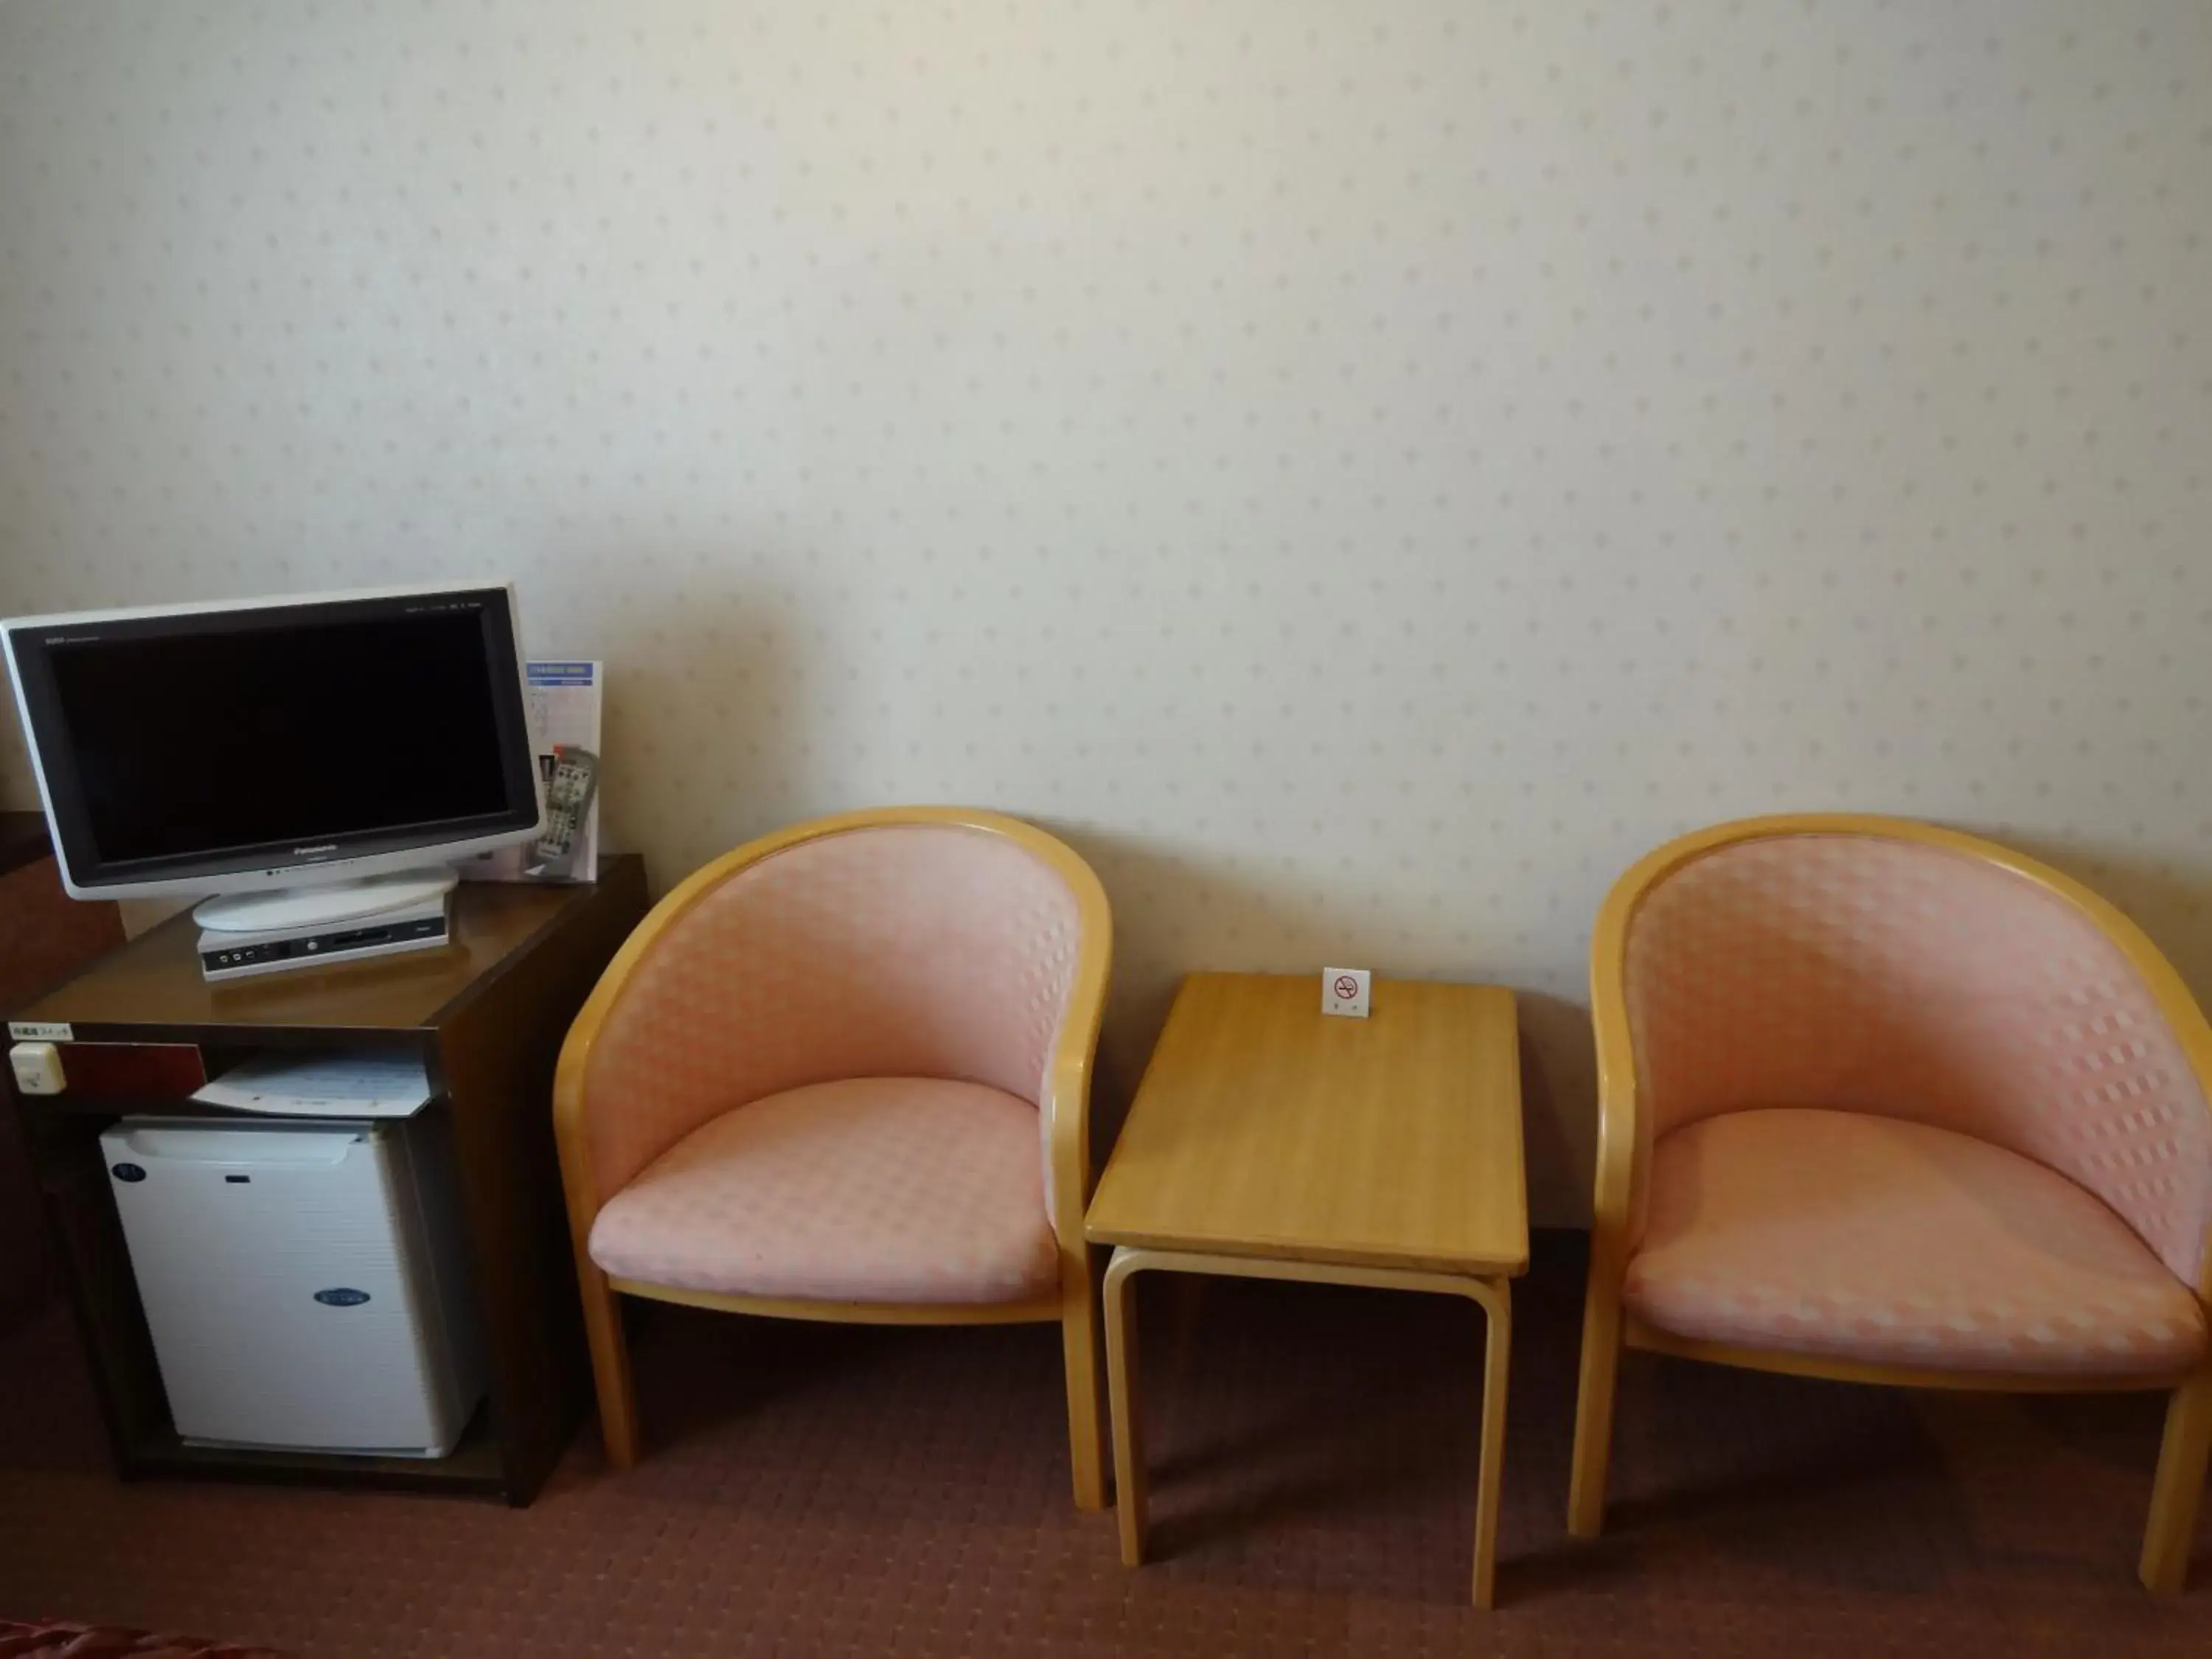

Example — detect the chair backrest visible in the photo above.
[1615,823,2212,1286]
[576,814,1099,1225]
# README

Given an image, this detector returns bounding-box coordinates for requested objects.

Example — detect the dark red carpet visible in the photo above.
[0,1242,2200,1657]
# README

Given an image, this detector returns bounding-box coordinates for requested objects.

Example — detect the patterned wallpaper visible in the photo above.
[2,1,2208,1220]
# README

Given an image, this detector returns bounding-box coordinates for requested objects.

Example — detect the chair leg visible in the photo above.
[1060,1255,1110,1511]
[1567,1256,1624,1539]
[578,1262,641,1470]
[2140,1364,2212,1593]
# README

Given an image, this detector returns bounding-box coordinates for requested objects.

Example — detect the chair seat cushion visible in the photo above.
[1624,1107,2208,1377]
[588,1077,1060,1306]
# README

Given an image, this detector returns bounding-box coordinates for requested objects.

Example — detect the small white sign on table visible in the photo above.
[1321,967,1372,1019]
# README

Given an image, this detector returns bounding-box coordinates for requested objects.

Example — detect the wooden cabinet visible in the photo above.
[4,855,648,1504]
[0,812,125,1333]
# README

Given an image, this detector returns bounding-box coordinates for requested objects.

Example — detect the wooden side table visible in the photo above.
[5,856,647,1503]
[1084,972,1528,1606]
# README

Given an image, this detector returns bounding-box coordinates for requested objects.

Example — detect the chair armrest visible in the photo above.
[552,845,753,1235]
[1043,910,1113,1251]
[1587,852,1655,1273]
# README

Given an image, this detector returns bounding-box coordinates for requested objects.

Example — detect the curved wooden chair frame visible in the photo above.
[1566,813,2212,1592]
[552,806,1114,1509]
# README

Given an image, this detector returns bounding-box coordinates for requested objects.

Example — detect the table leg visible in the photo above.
[1092,1245,1513,1604]
[1102,1246,1150,1566]
[1467,1276,1512,1610]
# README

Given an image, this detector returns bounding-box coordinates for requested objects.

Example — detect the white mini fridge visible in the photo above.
[101,1116,484,1457]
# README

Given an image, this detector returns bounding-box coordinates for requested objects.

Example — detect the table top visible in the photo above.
[9,855,644,1043]
[1085,972,1528,1276]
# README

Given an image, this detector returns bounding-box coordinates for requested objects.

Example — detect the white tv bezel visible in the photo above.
[1,580,546,901]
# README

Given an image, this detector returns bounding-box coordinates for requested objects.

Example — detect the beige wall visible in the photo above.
[4,2,2209,1222]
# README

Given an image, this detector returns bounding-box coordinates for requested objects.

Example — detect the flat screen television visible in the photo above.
[2,582,544,948]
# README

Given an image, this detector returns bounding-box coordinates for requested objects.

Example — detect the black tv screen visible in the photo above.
[4,586,541,891]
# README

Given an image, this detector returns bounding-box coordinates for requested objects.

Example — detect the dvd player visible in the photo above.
[197,892,453,983]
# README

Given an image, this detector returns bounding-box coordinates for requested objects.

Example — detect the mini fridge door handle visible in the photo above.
[114,1124,364,1167]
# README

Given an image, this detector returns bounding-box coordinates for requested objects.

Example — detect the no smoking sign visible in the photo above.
[1321,966,1372,1019]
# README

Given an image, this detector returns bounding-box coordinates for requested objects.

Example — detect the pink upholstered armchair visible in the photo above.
[552,807,1113,1507]
[1568,815,2212,1590]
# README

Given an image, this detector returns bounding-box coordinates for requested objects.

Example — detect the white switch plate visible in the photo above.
[1321,967,1371,1019]
[10,1041,65,1096]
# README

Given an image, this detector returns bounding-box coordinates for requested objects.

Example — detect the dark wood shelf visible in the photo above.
[9,856,650,1505]
[125,1397,507,1497]
[0,810,51,881]
[10,871,622,1050]
[11,1090,453,1123]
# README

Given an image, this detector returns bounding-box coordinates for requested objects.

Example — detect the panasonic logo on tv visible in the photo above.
[293,844,339,856]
